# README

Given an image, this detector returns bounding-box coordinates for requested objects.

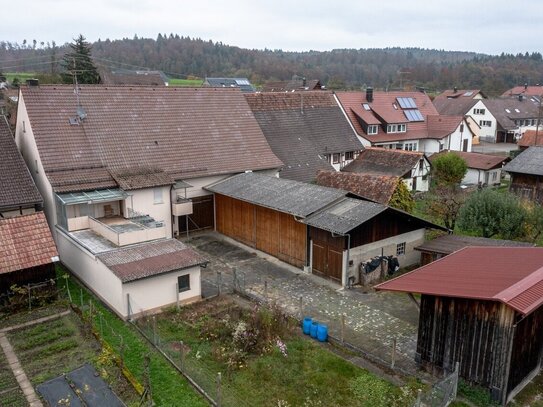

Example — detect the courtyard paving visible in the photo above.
[185,232,426,377]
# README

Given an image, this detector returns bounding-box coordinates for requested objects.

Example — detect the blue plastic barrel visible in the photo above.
[302,317,312,335]
[317,324,328,342]
[310,321,319,338]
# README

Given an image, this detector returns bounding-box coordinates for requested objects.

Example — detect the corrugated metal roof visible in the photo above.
[375,247,543,316]
[205,172,346,218]
[302,197,386,234]
[97,239,207,283]
[504,146,543,176]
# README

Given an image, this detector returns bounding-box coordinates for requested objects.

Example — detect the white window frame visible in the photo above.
[153,188,164,204]
[367,124,378,135]
[386,123,407,134]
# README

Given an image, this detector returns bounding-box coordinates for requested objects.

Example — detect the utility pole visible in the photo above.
[535,95,542,146]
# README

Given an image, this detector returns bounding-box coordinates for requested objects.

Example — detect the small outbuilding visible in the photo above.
[376,247,543,405]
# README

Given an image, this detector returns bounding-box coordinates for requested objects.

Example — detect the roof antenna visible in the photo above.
[71,58,87,123]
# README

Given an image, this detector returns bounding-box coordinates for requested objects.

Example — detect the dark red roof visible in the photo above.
[426,115,464,138]
[0,212,58,274]
[375,247,543,316]
[342,147,424,177]
[501,85,543,97]
[21,85,283,192]
[316,170,398,204]
[430,150,508,170]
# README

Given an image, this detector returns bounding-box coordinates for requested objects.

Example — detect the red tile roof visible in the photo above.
[20,85,283,192]
[433,89,483,103]
[97,239,207,283]
[336,91,440,143]
[342,147,424,177]
[0,212,58,274]
[375,247,543,316]
[430,150,508,170]
[518,130,543,148]
[501,85,543,97]
[316,170,398,204]
[426,115,463,138]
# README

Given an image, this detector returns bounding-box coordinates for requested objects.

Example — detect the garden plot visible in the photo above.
[0,347,26,406]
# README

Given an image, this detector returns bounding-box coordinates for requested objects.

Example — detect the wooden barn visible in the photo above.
[376,247,543,405]
[504,146,543,204]
[207,172,442,285]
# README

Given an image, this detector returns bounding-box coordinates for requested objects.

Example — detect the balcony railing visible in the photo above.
[172,198,193,217]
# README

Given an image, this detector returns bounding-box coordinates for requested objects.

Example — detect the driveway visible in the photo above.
[185,233,424,377]
[472,141,518,155]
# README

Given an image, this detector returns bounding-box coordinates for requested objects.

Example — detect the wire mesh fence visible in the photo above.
[413,363,459,407]
[0,278,61,315]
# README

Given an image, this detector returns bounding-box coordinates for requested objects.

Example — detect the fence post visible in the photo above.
[179,341,185,372]
[152,316,157,346]
[264,279,268,299]
[233,268,238,292]
[80,288,83,308]
[126,293,131,320]
[88,299,93,316]
[415,388,422,407]
[452,361,460,399]
[299,296,303,320]
[217,272,222,296]
[64,275,72,303]
[28,284,31,311]
[99,313,103,337]
[341,314,346,344]
[175,283,180,311]
[216,372,222,407]
[391,337,397,369]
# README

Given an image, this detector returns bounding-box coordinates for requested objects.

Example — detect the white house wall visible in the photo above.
[347,228,426,282]
[463,168,502,186]
[15,94,57,237]
[122,266,201,318]
[446,121,473,152]
[127,187,172,238]
[469,100,497,143]
[56,228,124,315]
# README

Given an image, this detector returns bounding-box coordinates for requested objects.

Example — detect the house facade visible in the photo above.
[15,83,283,317]
[336,89,473,154]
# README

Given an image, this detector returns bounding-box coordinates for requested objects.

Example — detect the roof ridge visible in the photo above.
[493,265,543,303]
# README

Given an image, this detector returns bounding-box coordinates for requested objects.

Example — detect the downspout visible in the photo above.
[332,231,351,288]
[170,184,175,238]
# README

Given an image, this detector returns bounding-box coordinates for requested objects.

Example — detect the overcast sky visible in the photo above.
[2,0,542,55]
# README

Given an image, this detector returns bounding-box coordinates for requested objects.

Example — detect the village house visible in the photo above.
[504,146,543,204]
[433,88,486,103]
[430,150,509,187]
[484,97,540,143]
[203,77,256,92]
[262,76,323,92]
[336,88,473,154]
[14,83,283,318]
[244,91,362,181]
[415,234,533,265]
[340,147,431,192]
[501,84,543,98]
[518,129,543,150]
[376,247,543,405]
[0,116,58,291]
[206,172,443,286]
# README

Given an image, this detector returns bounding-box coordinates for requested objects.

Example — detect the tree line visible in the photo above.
[1,34,543,94]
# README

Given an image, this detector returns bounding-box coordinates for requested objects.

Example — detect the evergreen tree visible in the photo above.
[62,34,100,84]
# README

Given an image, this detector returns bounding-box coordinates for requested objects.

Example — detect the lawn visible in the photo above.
[168,78,204,86]
[4,72,37,82]
[144,296,420,407]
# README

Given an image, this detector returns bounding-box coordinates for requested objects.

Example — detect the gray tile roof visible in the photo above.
[205,172,346,218]
[97,239,207,283]
[245,91,362,182]
[504,146,543,176]
[20,85,283,192]
[302,197,387,235]
[342,147,423,177]
[485,98,540,130]
[0,117,43,210]
[204,78,255,93]
[415,234,534,255]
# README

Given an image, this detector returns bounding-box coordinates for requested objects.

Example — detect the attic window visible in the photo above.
[362,103,371,111]
[396,97,417,109]
[393,103,398,110]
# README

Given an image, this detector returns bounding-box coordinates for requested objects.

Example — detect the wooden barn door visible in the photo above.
[180,195,214,232]
[312,239,343,282]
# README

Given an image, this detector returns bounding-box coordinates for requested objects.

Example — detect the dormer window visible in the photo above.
[367,124,379,135]
[386,124,407,133]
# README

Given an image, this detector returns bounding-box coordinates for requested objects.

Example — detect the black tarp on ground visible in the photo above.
[36,363,125,406]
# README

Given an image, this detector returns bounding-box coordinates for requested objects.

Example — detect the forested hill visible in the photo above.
[2,35,543,95]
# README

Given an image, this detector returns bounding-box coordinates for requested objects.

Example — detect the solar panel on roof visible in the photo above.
[235,79,250,85]
[397,97,416,109]
[404,109,424,122]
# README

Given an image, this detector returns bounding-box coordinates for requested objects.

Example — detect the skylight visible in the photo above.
[404,109,424,122]
[396,97,417,109]
[235,79,250,85]
[515,108,520,113]
[463,91,474,96]
[362,103,371,111]
[505,108,511,113]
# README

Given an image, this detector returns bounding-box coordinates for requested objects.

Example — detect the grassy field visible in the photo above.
[168,78,204,86]
[3,72,37,82]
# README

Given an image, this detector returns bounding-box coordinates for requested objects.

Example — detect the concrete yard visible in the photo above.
[186,232,425,377]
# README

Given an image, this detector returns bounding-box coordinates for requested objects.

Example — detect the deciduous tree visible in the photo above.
[431,153,467,186]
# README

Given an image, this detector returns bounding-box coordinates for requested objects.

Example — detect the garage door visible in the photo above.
[312,240,343,282]
[179,195,214,232]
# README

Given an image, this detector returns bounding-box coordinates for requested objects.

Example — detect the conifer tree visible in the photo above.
[62,34,100,84]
